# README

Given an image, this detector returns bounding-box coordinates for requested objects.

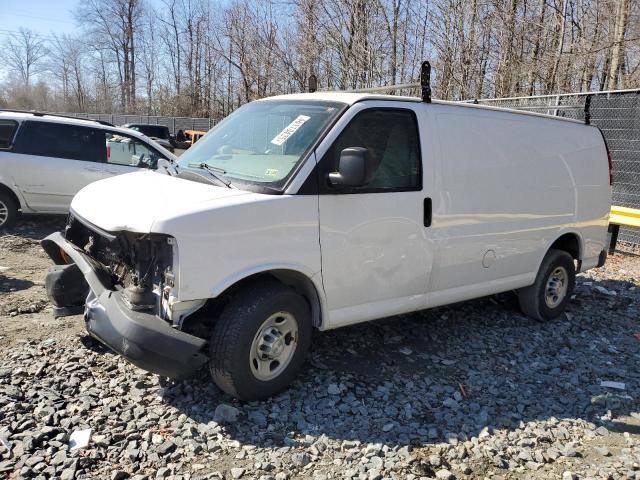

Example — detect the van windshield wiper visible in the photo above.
[187,162,234,188]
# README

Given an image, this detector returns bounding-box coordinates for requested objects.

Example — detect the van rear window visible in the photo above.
[0,120,18,149]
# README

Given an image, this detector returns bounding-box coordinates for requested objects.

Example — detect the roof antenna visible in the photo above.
[420,61,432,103]
[308,74,318,93]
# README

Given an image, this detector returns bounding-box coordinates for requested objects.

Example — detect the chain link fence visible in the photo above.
[58,113,214,134]
[471,89,640,252]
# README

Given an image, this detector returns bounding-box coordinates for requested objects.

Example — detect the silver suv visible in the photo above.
[0,110,176,228]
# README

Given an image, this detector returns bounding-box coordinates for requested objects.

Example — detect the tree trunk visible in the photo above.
[608,0,629,89]
[547,0,569,93]
[527,0,546,96]
[495,0,518,97]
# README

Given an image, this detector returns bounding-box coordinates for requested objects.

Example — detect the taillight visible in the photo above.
[107,145,111,159]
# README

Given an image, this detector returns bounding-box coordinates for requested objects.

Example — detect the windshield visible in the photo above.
[177,100,345,190]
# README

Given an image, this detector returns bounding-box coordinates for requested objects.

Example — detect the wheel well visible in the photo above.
[549,233,581,260]
[270,270,322,328]
[181,270,323,338]
[0,184,21,210]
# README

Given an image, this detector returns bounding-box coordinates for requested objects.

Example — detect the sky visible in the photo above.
[0,0,168,80]
[0,0,78,79]
[0,0,187,39]
[0,0,79,38]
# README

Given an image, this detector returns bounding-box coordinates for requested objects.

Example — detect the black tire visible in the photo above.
[0,191,18,229]
[209,281,312,400]
[518,248,575,321]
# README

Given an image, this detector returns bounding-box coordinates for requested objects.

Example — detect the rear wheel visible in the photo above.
[209,281,312,401]
[0,192,18,229]
[518,249,575,321]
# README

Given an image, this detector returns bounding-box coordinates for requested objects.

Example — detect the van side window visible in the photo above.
[0,120,18,149]
[327,109,421,192]
[14,121,100,162]
[102,132,162,169]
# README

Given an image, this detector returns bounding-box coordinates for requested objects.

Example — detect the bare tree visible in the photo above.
[49,34,88,111]
[2,28,48,89]
[608,0,631,89]
[1,0,639,114]
[75,0,142,112]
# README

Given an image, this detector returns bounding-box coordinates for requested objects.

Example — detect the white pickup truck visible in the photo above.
[43,92,611,400]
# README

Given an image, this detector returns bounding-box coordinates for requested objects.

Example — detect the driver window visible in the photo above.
[328,109,421,191]
[103,132,161,169]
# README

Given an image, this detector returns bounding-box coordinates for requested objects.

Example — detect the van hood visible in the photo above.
[71,170,252,233]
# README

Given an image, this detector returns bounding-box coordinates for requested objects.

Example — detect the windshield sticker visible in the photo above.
[265,168,279,177]
[270,115,310,146]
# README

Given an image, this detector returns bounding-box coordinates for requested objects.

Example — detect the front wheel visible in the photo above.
[518,249,575,321]
[209,281,312,401]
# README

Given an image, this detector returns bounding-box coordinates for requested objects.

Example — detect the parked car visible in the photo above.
[121,124,176,152]
[0,111,177,228]
[43,92,611,401]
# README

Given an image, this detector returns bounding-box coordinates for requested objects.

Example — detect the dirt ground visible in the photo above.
[0,215,84,349]
[2,215,640,479]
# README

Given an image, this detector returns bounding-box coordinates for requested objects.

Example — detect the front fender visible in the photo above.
[210,262,320,297]
[209,264,328,329]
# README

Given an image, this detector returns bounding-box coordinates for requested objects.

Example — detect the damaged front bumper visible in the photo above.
[42,231,208,379]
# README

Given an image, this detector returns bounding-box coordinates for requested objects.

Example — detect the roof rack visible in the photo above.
[0,109,114,127]
[309,60,433,102]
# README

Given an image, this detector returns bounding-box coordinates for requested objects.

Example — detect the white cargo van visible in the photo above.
[42,91,611,400]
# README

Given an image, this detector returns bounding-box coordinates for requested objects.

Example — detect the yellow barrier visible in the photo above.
[184,129,207,144]
[610,206,640,228]
[608,205,640,253]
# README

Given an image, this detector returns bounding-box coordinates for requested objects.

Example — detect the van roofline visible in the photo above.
[0,110,177,158]
[0,109,114,127]
[258,92,586,125]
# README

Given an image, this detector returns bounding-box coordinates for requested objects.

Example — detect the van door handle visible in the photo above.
[424,198,432,227]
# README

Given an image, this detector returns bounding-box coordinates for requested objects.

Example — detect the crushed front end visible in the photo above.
[41,212,208,378]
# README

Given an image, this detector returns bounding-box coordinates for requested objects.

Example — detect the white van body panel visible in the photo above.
[314,100,436,329]
[152,194,321,302]
[424,103,609,309]
[309,99,609,329]
[0,172,27,210]
[64,92,610,332]
[70,171,322,303]
[71,170,252,233]
[8,153,116,213]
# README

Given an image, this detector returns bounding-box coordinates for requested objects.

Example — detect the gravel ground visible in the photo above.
[1,216,640,480]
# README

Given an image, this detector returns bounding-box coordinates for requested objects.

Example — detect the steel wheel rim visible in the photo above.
[0,200,8,226]
[545,266,568,308]
[250,311,298,381]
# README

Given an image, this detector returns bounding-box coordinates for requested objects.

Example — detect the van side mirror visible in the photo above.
[328,147,372,188]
